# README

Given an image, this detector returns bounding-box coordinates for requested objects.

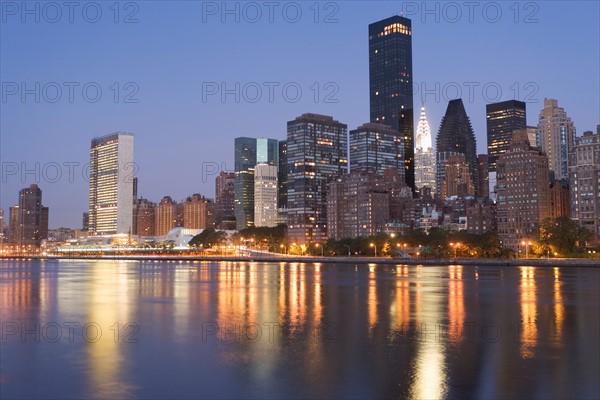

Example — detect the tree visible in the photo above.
[538,217,593,254]
[189,228,227,249]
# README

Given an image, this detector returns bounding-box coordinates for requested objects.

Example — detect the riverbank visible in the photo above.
[1,254,598,267]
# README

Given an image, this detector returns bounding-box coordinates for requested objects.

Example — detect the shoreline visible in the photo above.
[1,255,598,267]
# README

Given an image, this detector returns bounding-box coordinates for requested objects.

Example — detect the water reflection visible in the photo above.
[0,260,598,399]
[408,266,448,399]
[520,266,538,359]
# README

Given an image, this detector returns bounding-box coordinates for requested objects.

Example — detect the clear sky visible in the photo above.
[1,0,599,228]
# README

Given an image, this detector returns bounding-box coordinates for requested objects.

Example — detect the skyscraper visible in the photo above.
[568,127,600,245]
[9,184,49,247]
[254,164,278,227]
[486,100,526,199]
[414,106,435,191]
[369,16,414,191]
[497,130,551,250]
[435,99,479,197]
[278,140,288,209]
[215,171,235,228]
[537,98,576,180]
[88,132,134,235]
[287,113,348,244]
[234,137,278,230]
[349,123,403,176]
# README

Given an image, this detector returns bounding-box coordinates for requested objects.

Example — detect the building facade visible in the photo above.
[9,184,49,247]
[155,196,183,236]
[286,113,348,244]
[568,128,600,244]
[369,16,414,190]
[477,154,489,199]
[88,132,134,235]
[537,98,576,180]
[327,172,389,240]
[436,99,479,197]
[441,154,475,200]
[467,202,497,235]
[132,198,156,236]
[497,130,551,250]
[183,194,215,230]
[254,164,279,227]
[234,137,278,230]
[349,122,403,176]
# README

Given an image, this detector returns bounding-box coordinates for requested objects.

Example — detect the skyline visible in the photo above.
[2,1,599,228]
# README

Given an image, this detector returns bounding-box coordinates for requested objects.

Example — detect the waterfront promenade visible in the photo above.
[2,254,598,267]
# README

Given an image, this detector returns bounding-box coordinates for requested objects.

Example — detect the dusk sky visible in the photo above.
[1,1,598,228]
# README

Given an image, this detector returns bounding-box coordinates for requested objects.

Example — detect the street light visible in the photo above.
[370,242,377,257]
[315,243,324,257]
[343,244,351,257]
[521,241,532,258]
[450,242,460,259]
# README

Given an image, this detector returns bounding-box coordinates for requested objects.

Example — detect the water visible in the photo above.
[1,259,598,399]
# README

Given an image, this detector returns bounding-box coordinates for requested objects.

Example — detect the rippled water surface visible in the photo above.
[1,260,598,399]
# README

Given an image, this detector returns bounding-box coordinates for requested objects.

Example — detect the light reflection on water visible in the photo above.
[0,259,599,399]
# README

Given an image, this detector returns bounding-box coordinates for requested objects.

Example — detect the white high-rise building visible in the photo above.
[88,132,134,235]
[254,163,278,227]
[537,98,576,180]
[414,106,435,191]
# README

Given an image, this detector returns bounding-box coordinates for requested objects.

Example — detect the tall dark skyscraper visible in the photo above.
[369,16,414,191]
[278,140,288,210]
[436,99,479,197]
[234,137,278,230]
[486,100,526,199]
[215,171,235,228]
[286,113,348,244]
[9,184,49,247]
[487,100,527,170]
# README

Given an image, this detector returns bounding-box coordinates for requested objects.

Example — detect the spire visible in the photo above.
[415,106,432,151]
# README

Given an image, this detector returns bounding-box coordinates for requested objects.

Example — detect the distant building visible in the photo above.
[215,171,235,228]
[132,198,156,236]
[477,154,489,199]
[369,15,414,190]
[436,99,479,197]
[349,122,403,176]
[441,154,475,200]
[568,127,600,244]
[82,212,89,231]
[527,126,538,148]
[497,130,551,250]
[234,137,278,230]
[327,172,389,239]
[155,196,183,236]
[486,100,527,200]
[549,180,570,219]
[88,132,134,235]
[384,168,414,228]
[414,106,435,192]
[183,194,215,230]
[9,184,49,247]
[278,140,288,210]
[467,201,497,235]
[254,164,278,227]
[537,98,576,180]
[286,113,348,244]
